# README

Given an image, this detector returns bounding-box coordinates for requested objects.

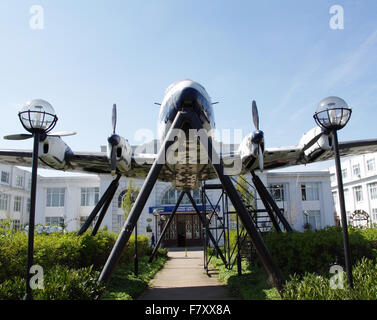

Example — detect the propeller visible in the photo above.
[251,100,264,171]
[108,104,120,176]
[4,131,76,141]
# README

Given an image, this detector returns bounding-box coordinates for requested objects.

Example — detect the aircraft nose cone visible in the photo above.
[177,87,198,106]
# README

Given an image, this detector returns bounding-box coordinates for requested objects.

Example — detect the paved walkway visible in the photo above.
[138,248,234,300]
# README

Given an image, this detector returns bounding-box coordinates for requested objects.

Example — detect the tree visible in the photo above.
[121,179,139,221]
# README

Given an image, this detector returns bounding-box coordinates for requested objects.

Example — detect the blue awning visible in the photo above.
[149,204,220,214]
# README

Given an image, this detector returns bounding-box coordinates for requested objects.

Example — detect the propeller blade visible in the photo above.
[49,131,77,137]
[112,104,117,134]
[258,144,264,171]
[3,134,33,140]
[110,146,117,176]
[252,100,259,130]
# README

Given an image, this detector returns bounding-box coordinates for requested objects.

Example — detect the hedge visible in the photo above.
[0,265,105,300]
[0,230,150,284]
[257,226,377,277]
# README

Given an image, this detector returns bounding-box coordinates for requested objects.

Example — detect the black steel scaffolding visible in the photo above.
[201,173,292,276]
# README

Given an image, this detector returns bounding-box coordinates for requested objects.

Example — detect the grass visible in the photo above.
[102,254,168,300]
[211,257,281,300]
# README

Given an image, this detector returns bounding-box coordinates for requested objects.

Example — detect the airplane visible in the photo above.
[2,78,377,292]
[1,78,377,189]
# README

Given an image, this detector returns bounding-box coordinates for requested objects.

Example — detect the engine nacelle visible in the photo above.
[107,136,132,173]
[299,126,332,160]
[237,133,264,162]
[38,136,72,170]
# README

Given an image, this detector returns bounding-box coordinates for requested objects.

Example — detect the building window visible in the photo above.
[303,210,321,230]
[14,196,22,212]
[80,216,98,228]
[46,188,65,207]
[161,188,201,205]
[26,198,31,213]
[301,183,319,201]
[1,171,10,184]
[341,169,347,179]
[45,216,64,226]
[269,184,285,201]
[81,187,99,206]
[353,164,360,177]
[372,209,377,222]
[0,194,9,211]
[118,188,139,208]
[367,159,376,172]
[344,189,350,203]
[368,183,377,201]
[332,192,338,206]
[353,186,363,202]
[16,175,24,188]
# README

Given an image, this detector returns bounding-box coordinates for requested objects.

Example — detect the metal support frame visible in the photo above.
[97,110,284,294]
[201,184,228,274]
[251,170,293,232]
[185,191,227,268]
[148,191,186,263]
[78,174,121,236]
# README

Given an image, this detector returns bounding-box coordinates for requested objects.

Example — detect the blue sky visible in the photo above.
[0,0,376,175]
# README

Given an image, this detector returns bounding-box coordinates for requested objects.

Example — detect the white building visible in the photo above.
[0,164,32,229]
[0,163,335,246]
[329,152,377,226]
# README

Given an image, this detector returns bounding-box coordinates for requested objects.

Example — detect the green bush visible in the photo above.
[0,229,151,283]
[0,265,104,300]
[258,226,376,277]
[282,257,377,300]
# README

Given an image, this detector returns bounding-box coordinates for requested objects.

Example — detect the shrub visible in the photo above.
[282,257,377,300]
[0,229,151,283]
[258,226,376,277]
[0,265,104,300]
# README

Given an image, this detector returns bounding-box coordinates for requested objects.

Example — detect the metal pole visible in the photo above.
[149,191,185,262]
[78,174,121,235]
[186,192,228,266]
[236,212,242,276]
[332,130,353,289]
[134,223,138,276]
[24,132,40,300]
[251,171,292,232]
[98,112,186,288]
[187,111,284,292]
[91,176,120,236]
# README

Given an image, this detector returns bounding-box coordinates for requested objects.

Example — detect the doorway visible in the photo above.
[177,215,186,247]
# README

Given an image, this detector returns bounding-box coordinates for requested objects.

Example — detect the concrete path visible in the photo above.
[138,248,234,300]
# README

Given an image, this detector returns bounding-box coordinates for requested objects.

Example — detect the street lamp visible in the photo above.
[152,209,160,246]
[313,96,353,289]
[19,99,57,300]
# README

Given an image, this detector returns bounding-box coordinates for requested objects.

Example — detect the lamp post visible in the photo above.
[153,209,160,247]
[19,99,57,300]
[313,96,353,289]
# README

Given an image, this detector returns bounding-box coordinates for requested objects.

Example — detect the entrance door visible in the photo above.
[177,215,186,247]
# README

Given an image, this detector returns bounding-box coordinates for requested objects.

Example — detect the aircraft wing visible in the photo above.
[1,137,377,181]
[0,148,169,179]
[240,138,377,172]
